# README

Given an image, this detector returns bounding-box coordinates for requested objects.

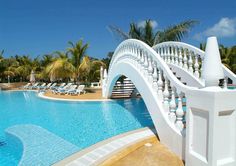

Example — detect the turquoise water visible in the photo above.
[0,91,153,165]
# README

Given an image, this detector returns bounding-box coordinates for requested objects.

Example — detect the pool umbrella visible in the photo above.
[50,74,55,82]
[100,66,103,85]
[30,70,35,83]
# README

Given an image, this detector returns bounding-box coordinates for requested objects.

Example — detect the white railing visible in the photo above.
[102,37,236,166]
[152,41,236,85]
[107,39,199,130]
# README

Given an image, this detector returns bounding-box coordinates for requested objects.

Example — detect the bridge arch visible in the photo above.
[105,59,184,157]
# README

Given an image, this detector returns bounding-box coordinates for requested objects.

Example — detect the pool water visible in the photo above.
[0,91,153,165]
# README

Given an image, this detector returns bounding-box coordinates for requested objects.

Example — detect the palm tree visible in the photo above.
[67,40,89,68]
[200,43,236,74]
[78,56,106,82]
[109,19,198,46]
[41,54,54,67]
[219,45,236,73]
[45,57,75,81]
[66,40,89,81]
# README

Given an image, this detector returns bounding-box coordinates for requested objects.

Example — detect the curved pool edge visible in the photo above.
[53,127,156,166]
[5,124,79,166]
[37,92,113,102]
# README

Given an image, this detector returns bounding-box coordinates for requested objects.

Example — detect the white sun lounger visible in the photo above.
[37,83,46,89]
[49,83,57,90]
[29,82,39,89]
[23,83,31,89]
[69,85,86,95]
[59,85,77,95]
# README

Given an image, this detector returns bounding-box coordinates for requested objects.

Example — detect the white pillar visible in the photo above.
[202,37,224,86]
[185,87,236,166]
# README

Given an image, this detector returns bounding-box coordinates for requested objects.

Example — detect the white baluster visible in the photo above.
[174,46,179,65]
[188,51,194,74]
[157,69,163,101]
[178,48,183,67]
[156,47,159,54]
[162,47,166,62]
[169,87,177,123]
[144,54,149,77]
[175,93,184,131]
[137,48,140,65]
[152,62,158,94]
[159,47,162,60]
[148,57,153,83]
[163,76,170,112]
[183,49,188,70]
[171,46,175,64]
[223,77,228,89]
[166,46,171,63]
[200,57,204,81]
[194,54,200,78]
[140,52,145,72]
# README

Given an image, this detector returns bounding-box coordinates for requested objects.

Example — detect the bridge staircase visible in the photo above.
[111,78,136,98]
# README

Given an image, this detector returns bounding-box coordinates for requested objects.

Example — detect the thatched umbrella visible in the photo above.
[30,70,35,83]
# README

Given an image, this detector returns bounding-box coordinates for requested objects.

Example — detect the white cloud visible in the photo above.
[194,17,236,41]
[137,20,158,29]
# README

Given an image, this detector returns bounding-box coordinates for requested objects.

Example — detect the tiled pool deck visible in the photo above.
[54,128,156,166]
[5,125,79,166]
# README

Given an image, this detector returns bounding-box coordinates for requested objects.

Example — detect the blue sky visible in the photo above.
[0,0,235,59]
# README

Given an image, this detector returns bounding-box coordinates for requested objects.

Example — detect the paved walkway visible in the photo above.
[101,136,184,166]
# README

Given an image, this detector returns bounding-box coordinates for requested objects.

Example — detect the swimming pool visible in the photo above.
[0,91,153,165]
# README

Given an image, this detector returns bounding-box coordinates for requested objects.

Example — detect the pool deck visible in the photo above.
[44,88,104,100]
[54,127,183,166]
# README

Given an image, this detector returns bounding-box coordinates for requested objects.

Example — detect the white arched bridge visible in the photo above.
[102,37,236,166]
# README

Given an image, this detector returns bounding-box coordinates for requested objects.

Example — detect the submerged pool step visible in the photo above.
[5,124,80,166]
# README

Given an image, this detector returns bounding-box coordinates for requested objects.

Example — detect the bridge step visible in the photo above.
[111,78,136,99]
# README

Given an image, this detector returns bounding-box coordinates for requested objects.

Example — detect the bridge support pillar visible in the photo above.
[185,87,236,166]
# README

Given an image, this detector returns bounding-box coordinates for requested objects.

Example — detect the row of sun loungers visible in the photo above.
[22,82,86,95]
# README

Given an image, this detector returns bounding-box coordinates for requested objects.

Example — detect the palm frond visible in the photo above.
[108,25,130,42]
[154,20,199,44]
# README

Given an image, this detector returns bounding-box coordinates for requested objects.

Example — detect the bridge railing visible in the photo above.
[106,39,198,132]
[152,41,236,85]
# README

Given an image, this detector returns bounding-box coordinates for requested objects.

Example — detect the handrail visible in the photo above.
[152,41,236,84]
[109,39,197,94]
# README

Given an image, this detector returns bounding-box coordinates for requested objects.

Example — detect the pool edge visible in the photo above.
[53,127,157,166]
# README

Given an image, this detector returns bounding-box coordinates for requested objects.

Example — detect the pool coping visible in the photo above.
[53,127,156,166]
[2,89,37,92]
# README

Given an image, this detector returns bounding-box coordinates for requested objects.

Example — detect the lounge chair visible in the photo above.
[38,83,52,92]
[52,83,66,93]
[28,82,39,89]
[53,83,71,94]
[59,85,77,95]
[57,83,73,93]
[45,83,52,89]
[22,83,31,89]
[70,85,86,95]
[49,83,57,90]
[66,85,78,95]
[37,83,46,89]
